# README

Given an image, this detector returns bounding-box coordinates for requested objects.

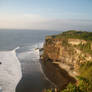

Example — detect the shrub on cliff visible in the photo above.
[77,42,92,54]
[62,83,79,92]
[79,61,92,82]
[45,89,52,92]
[62,62,92,92]
[62,77,90,92]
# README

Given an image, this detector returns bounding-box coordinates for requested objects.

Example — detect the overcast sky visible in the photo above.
[0,0,92,31]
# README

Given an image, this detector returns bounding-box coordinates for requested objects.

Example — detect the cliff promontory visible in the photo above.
[41,30,92,90]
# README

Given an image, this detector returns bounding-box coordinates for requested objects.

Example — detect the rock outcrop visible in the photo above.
[41,30,92,89]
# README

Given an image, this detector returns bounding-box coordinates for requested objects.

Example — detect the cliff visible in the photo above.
[41,30,92,89]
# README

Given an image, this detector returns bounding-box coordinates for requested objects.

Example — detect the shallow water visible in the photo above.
[0,29,60,92]
[16,45,52,92]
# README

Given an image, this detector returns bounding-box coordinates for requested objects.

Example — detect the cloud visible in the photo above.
[0,13,92,31]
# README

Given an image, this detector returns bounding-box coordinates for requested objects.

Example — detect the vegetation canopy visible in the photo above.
[52,30,92,41]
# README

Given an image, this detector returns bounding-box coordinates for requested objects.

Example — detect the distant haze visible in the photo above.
[0,0,92,31]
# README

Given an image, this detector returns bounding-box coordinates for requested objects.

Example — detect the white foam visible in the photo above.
[13,46,20,52]
[0,49,22,92]
[15,42,56,88]
[29,42,43,49]
[17,42,43,61]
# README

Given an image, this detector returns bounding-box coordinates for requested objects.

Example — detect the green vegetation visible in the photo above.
[62,77,92,92]
[77,42,92,54]
[79,61,92,82]
[62,39,68,46]
[44,89,52,92]
[52,30,92,41]
[62,62,92,92]
[53,30,92,54]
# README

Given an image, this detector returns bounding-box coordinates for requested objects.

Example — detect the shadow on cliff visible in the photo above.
[40,60,76,90]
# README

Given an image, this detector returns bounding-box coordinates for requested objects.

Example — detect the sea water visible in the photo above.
[0,29,60,92]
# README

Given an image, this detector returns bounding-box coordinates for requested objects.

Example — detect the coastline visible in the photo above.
[0,49,22,92]
[39,60,56,88]
[40,58,76,90]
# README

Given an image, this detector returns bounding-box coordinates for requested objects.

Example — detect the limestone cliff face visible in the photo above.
[41,31,92,89]
[43,31,92,75]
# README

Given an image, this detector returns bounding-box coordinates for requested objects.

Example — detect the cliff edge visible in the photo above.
[41,30,92,89]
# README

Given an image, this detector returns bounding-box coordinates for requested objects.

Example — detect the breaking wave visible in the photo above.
[0,48,22,92]
[17,42,43,61]
[0,42,52,92]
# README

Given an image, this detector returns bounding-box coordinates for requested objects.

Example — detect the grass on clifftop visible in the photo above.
[47,30,92,55]
[52,30,92,41]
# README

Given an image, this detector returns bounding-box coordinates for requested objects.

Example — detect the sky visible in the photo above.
[0,0,92,31]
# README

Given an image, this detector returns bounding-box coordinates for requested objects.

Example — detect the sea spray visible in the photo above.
[16,42,53,92]
[0,48,22,92]
[19,42,56,87]
[17,42,44,61]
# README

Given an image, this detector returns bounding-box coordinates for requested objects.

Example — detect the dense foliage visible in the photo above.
[79,61,92,83]
[52,30,92,41]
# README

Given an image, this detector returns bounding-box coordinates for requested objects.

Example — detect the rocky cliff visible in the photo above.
[41,30,92,89]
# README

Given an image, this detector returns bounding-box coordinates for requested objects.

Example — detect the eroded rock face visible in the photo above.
[0,50,22,92]
[41,61,76,89]
[43,37,92,74]
[41,31,92,89]
[68,39,87,45]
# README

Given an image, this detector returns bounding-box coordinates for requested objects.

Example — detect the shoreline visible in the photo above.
[39,60,56,88]
[40,58,76,90]
[0,49,22,92]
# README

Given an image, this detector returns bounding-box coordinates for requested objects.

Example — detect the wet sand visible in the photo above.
[40,60,76,90]
[16,59,52,92]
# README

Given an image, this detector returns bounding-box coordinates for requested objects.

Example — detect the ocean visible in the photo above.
[0,29,60,92]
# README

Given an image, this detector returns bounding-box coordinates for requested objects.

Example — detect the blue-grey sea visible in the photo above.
[0,29,61,92]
